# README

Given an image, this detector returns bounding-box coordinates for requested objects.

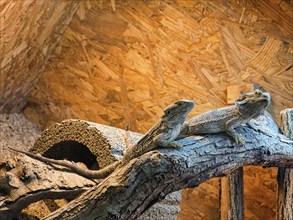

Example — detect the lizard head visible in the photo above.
[162,100,195,126]
[235,89,271,118]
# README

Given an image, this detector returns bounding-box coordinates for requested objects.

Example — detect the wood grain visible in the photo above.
[0,0,81,113]
[24,0,293,131]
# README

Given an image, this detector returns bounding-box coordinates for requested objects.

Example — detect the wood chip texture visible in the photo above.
[0,0,81,113]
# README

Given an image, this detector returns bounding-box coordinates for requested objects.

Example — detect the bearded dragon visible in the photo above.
[179,90,270,145]
[10,100,194,179]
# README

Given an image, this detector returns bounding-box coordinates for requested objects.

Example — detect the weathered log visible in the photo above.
[0,155,97,220]
[277,109,293,220]
[1,117,292,220]
[43,129,292,220]
[38,127,293,219]
[1,119,182,220]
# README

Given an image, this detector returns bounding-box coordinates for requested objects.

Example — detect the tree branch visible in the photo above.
[1,121,292,220]
[0,155,97,220]
[41,126,293,220]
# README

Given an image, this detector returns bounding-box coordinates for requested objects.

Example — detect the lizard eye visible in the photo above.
[177,102,182,106]
[255,90,261,95]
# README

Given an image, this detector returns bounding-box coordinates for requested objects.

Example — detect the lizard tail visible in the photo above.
[9,147,120,179]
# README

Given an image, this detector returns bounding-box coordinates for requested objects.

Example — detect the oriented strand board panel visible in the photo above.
[23,0,293,219]
[24,0,293,131]
[0,0,80,113]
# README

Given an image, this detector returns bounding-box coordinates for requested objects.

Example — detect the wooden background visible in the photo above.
[3,0,292,219]
[23,0,293,131]
[0,0,80,112]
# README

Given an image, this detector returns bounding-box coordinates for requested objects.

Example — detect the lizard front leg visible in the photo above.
[154,133,182,149]
[225,118,245,145]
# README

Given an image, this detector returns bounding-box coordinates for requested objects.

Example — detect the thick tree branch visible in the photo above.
[0,155,97,220]
[42,126,293,220]
[1,122,292,220]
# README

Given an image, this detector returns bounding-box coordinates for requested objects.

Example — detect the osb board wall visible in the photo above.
[0,0,80,113]
[23,0,292,219]
[24,0,293,130]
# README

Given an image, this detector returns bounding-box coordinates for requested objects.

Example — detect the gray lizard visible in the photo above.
[10,100,194,179]
[179,89,270,145]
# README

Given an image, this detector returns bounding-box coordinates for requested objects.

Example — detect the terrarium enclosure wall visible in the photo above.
[1,0,292,219]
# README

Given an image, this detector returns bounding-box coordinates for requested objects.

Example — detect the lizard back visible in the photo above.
[186,105,239,134]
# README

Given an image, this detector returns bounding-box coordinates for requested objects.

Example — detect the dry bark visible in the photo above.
[220,168,244,220]
[1,123,292,220]
[277,109,293,220]
[0,155,97,220]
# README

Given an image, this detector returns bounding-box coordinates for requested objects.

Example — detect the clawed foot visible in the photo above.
[234,135,245,146]
[167,141,182,148]
[226,129,245,146]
